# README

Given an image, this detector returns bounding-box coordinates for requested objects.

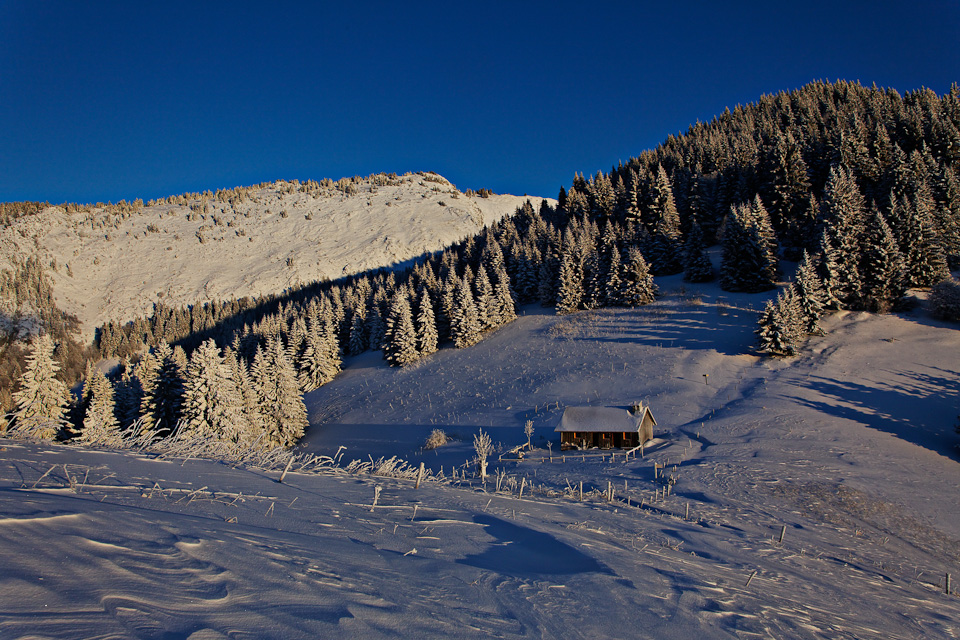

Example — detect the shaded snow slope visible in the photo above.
[1,173,551,339]
[3,275,960,638]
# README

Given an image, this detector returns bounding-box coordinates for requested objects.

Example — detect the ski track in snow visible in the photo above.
[3,271,960,637]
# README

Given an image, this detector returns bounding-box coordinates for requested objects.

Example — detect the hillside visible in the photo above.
[0,172,547,339]
[3,272,960,638]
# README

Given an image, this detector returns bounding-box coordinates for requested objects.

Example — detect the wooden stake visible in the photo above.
[745,571,757,587]
[279,457,295,484]
[778,525,786,544]
[946,573,952,595]
[579,481,583,502]
[415,462,425,489]
[685,503,689,520]
[519,477,526,499]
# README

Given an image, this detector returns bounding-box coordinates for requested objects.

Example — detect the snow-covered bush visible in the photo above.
[929,278,960,322]
[424,428,449,450]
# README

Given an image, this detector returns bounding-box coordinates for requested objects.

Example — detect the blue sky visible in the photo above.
[1,1,958,204]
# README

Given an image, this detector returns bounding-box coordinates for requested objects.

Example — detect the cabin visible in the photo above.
[555,404,657,450]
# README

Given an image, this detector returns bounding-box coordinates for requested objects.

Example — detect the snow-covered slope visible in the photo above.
[1,173,550,339]
[3,273,960,638]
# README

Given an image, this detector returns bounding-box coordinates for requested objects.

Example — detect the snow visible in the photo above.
[0,174,551,340]
[556,406,646,432]
[3,273,960,637]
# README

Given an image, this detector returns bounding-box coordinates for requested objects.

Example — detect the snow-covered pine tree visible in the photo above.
[646,165,684,275]
[450,276,482,348]
[895,193,950,288]
[756,286,803,356]
[859,205,906,313]
[815,230,844,310]
[348,311,367,355]
[493,276,517,325]
[11,333,70,439]
[556,230,584,315]
[619,248,658,307]
[820,165,864,307]
[255,336,308,446]
[181,339,247,443]
[299,314,340,390]
[416,290,439,356]
[794,251,827,335]
[80,368,123,447]
[223,346,265,447]
[682,220,714,282]
[383,292,420,367]
[473,266,496,329]
[720,204,776,292]
[142,341,184,436]
[537,239,560,306]
[604,245,623,306]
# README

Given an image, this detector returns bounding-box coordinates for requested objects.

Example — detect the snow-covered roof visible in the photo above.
[555,406,651,433]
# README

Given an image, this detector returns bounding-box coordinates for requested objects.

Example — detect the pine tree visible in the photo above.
[619,249,658,307]
[493,278,517,325]
[299,315,340,390]
[756,287,803,356]
[556,230,584,315]
[181,339,247,443]
[223,346,265,447]
[142,341,183,436]
[416,291,439,356]
[820,165,864,307]
[11,334,70,439]
[646,165,684,275]
[255,336,308,446]
[604,246,623,306]
[794,251,827,334]
[859,206,906,312]
[79,368,123,447]
[473,266,496,329]
[682,221,714,282]
[383,292,420,367]
[720,204,777,292]
[450,277,482,348]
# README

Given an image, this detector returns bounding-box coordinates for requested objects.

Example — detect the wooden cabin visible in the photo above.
[555,404,656,450]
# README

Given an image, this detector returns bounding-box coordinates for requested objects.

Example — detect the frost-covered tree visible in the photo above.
[756,286,804,356]
[619,248,658,307]
[254,336,308,447]
[11,334,70,439]
[556,231,584,315]
[142,341,183,436]
[450,276,482,348]
[299,315,340,390]
[80,368,123,447]
[416,291,439,356]
[720,203,778,293]
[820,166,864,307]
[474,429,493,480]
[794,251,827,335]
[859,206,906,313]
[181,339,248,443]
[383,292,420,367]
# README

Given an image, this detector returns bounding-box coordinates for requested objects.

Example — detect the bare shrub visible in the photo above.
[424,428,449,450]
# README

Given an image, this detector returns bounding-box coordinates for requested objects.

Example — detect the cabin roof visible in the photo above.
[554,406,656,433]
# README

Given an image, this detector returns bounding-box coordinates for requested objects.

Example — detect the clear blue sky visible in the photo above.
[1,1,958,204]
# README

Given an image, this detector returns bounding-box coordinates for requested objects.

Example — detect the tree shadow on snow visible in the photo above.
[457,513,612,577]
[546,304,761,357]
[786,368,960,459]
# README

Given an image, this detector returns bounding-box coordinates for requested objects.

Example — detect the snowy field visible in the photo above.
[3,275,960,638]
[1,174,546,339]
